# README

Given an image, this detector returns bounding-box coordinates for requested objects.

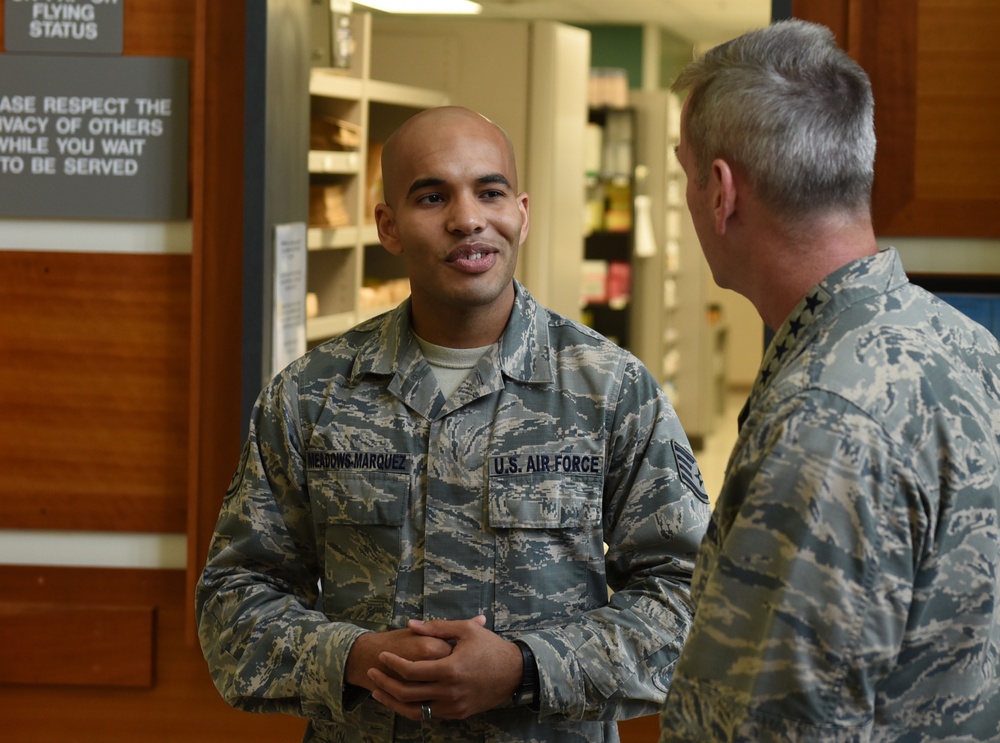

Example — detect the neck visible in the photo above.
[409,286,515,348]
[745,211,879,330]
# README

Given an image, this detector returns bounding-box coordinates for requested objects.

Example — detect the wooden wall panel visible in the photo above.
[122,0,197,57]
[619,713,660,741]
[0,0,203,536]
[0,0,273,735]
[911,0,1000,204]
[794,0,1000,238]
[0,566,307,742]
[791,0,853,45]
[0,251,190,533]
[0,601,155,687]
[855,1,919,235]
[185,0,248,634]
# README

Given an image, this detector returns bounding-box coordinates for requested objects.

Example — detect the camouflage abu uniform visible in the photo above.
[659,249,1000,742]
[197,281,710,743]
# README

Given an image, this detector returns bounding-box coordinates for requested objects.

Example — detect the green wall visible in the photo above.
[658,27,694,89]
[576,24,644,89]
[576,24,695,90]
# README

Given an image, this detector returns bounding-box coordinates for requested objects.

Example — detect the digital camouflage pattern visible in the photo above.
[196,281,710,743]
[660,248,1000,742]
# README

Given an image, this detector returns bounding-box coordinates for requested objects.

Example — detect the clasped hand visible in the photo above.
[353,614,522,722]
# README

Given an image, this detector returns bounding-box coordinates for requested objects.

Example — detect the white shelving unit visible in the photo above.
[369,16,589,322]
[630,89,720,448]
[306,12,448,345]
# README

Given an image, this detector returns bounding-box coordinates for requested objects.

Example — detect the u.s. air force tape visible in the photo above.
[490,452,604,476]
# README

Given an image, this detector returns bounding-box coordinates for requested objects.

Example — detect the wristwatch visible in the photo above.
[512,640,539,708]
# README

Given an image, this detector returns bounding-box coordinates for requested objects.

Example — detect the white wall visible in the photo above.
[889,237,1000,275]
[707,281,763,389]
[709,236,1000,391]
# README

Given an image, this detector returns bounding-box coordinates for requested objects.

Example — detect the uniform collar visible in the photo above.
[497,281,555,385]
[740,247,907,429]
[348,280,555,387]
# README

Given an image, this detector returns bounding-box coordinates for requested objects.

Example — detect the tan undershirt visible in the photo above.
[414,334,493,399]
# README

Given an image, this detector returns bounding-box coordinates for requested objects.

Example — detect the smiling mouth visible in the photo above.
[447,245,498,273]
[447,245,494,262]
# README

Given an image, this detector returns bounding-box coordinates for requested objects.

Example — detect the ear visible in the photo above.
[374,202,402,256]
[517,192,530,246]
[710,158,737,236]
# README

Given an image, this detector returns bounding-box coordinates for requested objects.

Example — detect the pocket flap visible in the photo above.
[324,472,408,526]
[489,478,601,529]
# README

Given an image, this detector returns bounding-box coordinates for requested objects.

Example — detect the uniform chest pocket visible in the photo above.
[317,471,409,628]
[488,474,607,630]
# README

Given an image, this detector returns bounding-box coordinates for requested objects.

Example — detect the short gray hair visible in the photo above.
[671,20,875,219]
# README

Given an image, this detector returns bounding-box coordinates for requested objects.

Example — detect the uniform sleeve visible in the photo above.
[524,354,711,721]
[195,370,368,724]
[659,392,920,742]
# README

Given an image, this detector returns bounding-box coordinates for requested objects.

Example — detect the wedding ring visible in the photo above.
[421,702,432,722]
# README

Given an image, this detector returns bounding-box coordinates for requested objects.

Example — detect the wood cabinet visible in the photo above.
[306,12,448,345]
[793,0,1000,238]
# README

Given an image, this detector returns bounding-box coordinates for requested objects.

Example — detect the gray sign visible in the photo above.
[5,0,124,54]
[0,55,189,220]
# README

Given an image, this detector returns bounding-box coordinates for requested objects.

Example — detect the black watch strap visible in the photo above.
[512,640,539,708]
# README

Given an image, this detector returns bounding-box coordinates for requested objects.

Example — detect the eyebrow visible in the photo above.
[478,173,513,189]
[406,173,512,197]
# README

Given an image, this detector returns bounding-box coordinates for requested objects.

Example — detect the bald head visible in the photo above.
[380,106,518,208]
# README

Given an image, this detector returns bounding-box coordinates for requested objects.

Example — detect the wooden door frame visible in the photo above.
[185,0,248,639]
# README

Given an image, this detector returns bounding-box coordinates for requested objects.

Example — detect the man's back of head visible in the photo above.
[672,20,876,225]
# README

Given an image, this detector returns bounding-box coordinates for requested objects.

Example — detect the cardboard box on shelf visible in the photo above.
[310,115,361,152]
[309,184,351,227]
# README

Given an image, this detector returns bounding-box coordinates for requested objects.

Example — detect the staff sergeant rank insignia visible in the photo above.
[671,440,709,503]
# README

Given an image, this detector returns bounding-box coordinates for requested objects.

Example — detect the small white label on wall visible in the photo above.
[272,222,308,377]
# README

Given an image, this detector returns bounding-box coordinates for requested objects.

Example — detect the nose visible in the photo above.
[446,191,485,235]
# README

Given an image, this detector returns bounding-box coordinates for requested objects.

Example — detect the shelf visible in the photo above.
[308,149,362,174]
[307,312,357,341]
[308,225,359,250]
[310,70,364,100]
[584,230,632,261]
[359,224,380,245]
[625,89,717,439]
[303,11,447,347]
[366,79,448,108]
[310,70,448,110]
[307,303,399,342]
[358,304,396,323]
[308,224,378,250]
